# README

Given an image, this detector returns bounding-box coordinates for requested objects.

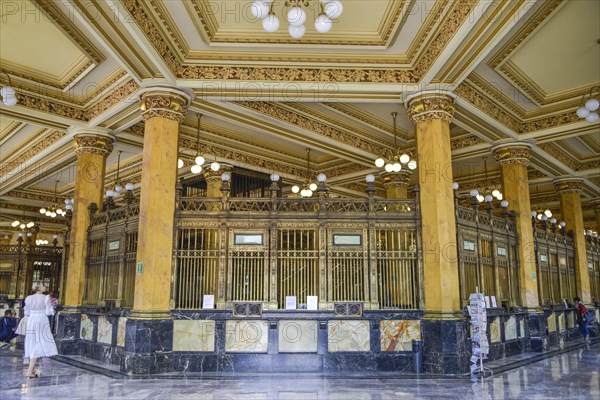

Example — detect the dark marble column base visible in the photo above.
[421,316,469,374]
[119,317,175,374]
[55,311,82,355]
[120,351,174,375]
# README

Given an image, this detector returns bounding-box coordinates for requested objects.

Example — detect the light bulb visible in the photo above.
[300,189,307,197]
[51,212,56,218]
[191,164,202,174]
[306,189,313,197]
[64,198,71,205]
[365,174,375,183]
[20,224,25,229]
[210,161,220,171]
[541,215,548,221]
[251,1,269,19]
[45,211,51,216]
[221,173,231,182]
[292,185,300,193]
[407,160,417,170]
[477,195,484,203]
[270,173,280,182]
[115,184,123,193]
[314,13,332,33]
[585,97,599,111]
[12,221,19,227]
[288,24,306,39]
[470,189,479,197]
[177,159,184,169]
[537,213,543,220]
[531,211,537,218]
[287,6,306,26]
[262,13,280,32]
[544,209,552,218]
[324,0,343,19]
[195,155,205,166]
[56,208,62,214]
[576,106,590,118]
[496,193,503,200]
[106,190,115,197]
[40,208,46,214]
[585,112,599,123]
[484,194,493,202]
[125,183,134,191]
[65,204,73,210]
[500,200,509,208]
[317,173,327,182]
[375,157,385,168]
[392,162,401,172]
[452,182,459,190]
[399,154,410,164]
[550,218,557,224]
[309,182,318,191]
[492,189,500,198]
[384,163,393,172]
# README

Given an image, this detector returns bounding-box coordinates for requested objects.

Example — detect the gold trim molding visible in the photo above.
[492,143,531,167]
[406,92,456,124]
[553,179,584,195]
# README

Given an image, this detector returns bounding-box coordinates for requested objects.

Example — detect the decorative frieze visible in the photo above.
[493,143,531,167]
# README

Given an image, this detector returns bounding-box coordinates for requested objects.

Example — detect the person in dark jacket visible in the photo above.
[574,296,589,342]
[0,310,18,346]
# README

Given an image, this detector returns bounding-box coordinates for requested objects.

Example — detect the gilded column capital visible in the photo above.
[139,87,193,122]
[492,142,532,167]
[70,128,114,157]
[553,178,584,195]
[381,170,411,189]
[405,91,455,124]
[202,164,231,182]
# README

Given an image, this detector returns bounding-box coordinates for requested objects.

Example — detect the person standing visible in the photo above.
[573,296,589,342]
[24,281,58,378]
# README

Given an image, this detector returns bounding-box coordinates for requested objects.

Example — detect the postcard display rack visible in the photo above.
[468,288,492,377]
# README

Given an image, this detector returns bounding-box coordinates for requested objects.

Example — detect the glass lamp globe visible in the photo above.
[195,155,205,166]
[40,208,46,214]
[287,6,306,26]
[262,13,280,32]
[191,164,202,174]
[586,112,599,123]
[65,204,73,210]
[492,189,500,198]
[251,1,269,19]
[270,173,280,182]
[407,160,417,170]
[324,0,343,19]
[292,185,300,193]
[384,163,393,172]
[585,97,599,111]
[12,220,19,227]
[477,195,484,203]
[470,189,479,197]
[365,174,375,183]
[399,154,410,164]
[210,161,220,171]
[315,14,332,33]
[2,95,17,106]
[550,218,557,224]
[544,209,552,218]
[306,189,313,197]
[496,193,503,200]
[51,212,57,218]
[27,222,34,228]
[289,24,306,39]
[375,157,385,168]
[221,173,231,182]
[452,182,459,190]
[537,213,543,220]
[20,224,26,229]
[484,194,493,202]
[125,183,134,191]
[500,200,509,208]
[309,183,318,191]
[317,173,327,182]
[177,159,184,169]
[56,208,63,214]
[530,211,537,218]
[576,106,590,118]
[392,162,401,172]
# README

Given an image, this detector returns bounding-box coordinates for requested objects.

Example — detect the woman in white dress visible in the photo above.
[24,281,58,378]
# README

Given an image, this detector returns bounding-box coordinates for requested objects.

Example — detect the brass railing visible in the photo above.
[533,222,576,306]
[455,201,519,307]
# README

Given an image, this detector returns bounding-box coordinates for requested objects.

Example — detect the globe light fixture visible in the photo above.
[374,112,417,173]
[576,86,599,123]
[39,180,67,218]
[253,0,343,39]
[191,113,206,174]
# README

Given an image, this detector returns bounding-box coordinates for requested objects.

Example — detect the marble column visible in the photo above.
[554,179,590,303]
[133,87,192,319]
[493,143,538,309]
[64,128,114,307]
[406,92,468,374]
[381,170,411,199]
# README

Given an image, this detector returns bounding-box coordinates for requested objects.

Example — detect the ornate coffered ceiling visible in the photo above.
[1,0,599,239]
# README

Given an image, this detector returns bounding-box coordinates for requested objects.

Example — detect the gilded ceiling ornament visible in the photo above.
[0,131,67,177]
[450,135,485,150]
[381,171,411,188]
[15,92,86,121]
[74,135,114,157]
[140,92,190,122]
[4,190,63,204]
[553,179,584,195]
[84,80,140,121]
[406,93,455,124]
[493,146,531,167]
[537,143,578,170]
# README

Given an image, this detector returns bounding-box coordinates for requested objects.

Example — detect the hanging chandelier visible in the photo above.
[106,151,134,200]
[252,0,344,39]
[39,180,66,218]
[11,220,35,229]
[190,113,220,173]
[576,86,599,123]
[468,157,504,203]
[291,148,324,197]
[374,112,417,172]
[0,72,17,106]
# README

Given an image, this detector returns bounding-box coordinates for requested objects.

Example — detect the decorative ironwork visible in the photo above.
[333,302,363,317]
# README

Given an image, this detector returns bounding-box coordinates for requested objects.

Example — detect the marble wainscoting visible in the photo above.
[97,316,113,345]
[173,320,216,352]
[55,310,82,355]
[504,316,517,341]
[225,320,269,353]
[327,320,370,352]
[421,318,470,375]
[380,320,421,352]
[278,320,318,353]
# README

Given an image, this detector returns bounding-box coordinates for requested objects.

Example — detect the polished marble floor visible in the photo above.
[1,343,598,400]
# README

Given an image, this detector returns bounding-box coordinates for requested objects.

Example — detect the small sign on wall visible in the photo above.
[136,262,143,275]
[307,296,318,310]
[285,296,297,310]
[108,240,120,251]
[203,294,214,309]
